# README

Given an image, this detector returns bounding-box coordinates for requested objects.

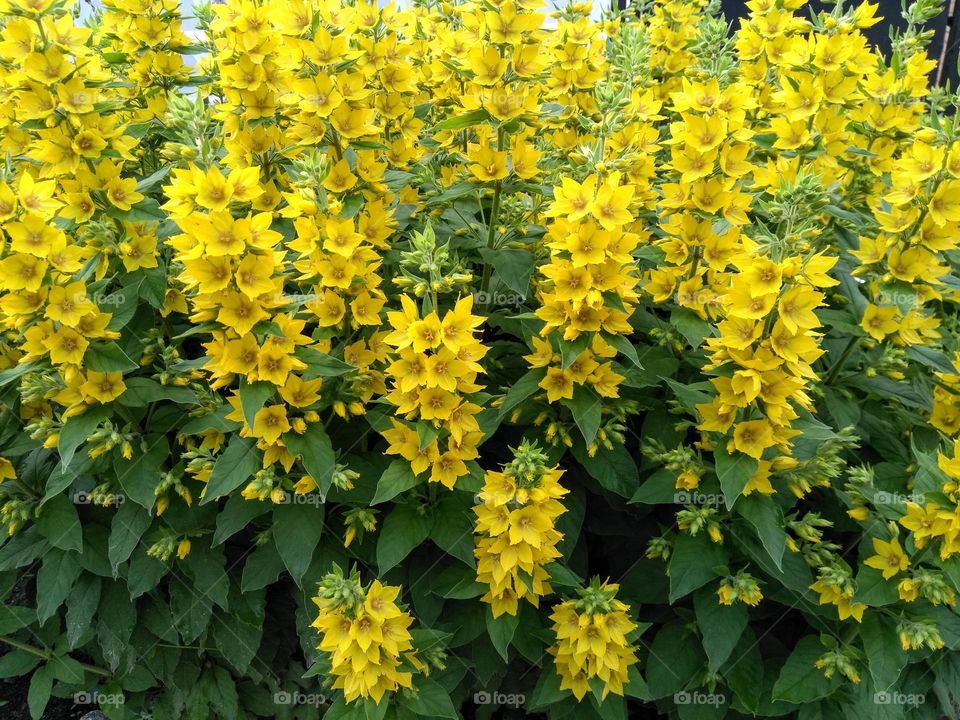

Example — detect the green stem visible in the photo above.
[0,635,112,678]
[478,179,503,302]
[478,127,507,311]
[825,336,861,385]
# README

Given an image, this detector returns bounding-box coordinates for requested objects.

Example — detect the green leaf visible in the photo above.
[853,565,899,606]
[138,267,167,308]
[83,341,138,373]
[58,406,109,471]
[772,636,841,703]
[572,443,637,497]
[860,612,908,691]
[671,308,714,348]
[106,197,165,223]
[736,494,786,571]
[664,378,713,409]
[603,333,643,368]
[852,375,930,411]
[430,492,476,567]
[283,423,336,499]
[565,384,601,446]
[497,369,545,420]
[179,405,241,435]
[528,667,567,710]
[201,435,260,504]
[668,533,726,603]
[371,460,422,505]
[108,501,152,574]
[135,165,171,192]
[399,679,458,719]
[0,650,40,679]
[214,610,263,675]
[715,445,758,510]
[27,665,53,720]
[0,361,40,387]
[377,504,431,573]
[0,605,35,634]
[36,549,82,624]
[116,377,199,407]
[127,547,167,599]
[432,108,490,132]
[239,379,274,429]
[241,542,285,592]
[296,346,357,378]
[486,611,518,661]
[273,502,324,587]
[36,495,82,553]
[65,574,101,648]
[183,541,229,609]
[694,587,748,672]
[214,495,269,545]
[478,247,534,296]
[645,621,704,698]
[114,435,168,510]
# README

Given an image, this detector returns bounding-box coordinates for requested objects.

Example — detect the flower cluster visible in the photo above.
[311,566,422,703]
[382,294,487,488]
[473,440,567,616]
[548,580,638,700]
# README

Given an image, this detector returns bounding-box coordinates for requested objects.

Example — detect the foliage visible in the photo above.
[0,0,959,717]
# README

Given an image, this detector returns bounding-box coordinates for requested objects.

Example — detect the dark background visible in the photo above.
[625,0,960,88]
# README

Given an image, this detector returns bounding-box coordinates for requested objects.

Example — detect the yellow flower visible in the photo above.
[547,175,597,222]
[195,166,234,212]
[253,405,291,444]
[80,371,126,404]
[467,144,508,182]
[860,304,898,340]
[864,536,908,580]
[732,419,775,459]
[44,326,89,365]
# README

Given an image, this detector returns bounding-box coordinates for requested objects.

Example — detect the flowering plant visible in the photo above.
[1,0,960,717]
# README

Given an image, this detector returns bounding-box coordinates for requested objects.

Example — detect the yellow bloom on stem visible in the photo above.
[732,418,775,459]
[253,405,291,444]
[864,536,908,580]
[80,371,126,404]
[467,144,508,182]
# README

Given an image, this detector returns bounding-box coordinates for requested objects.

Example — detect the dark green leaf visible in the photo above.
[84,341,138,373]
[273,502,324,587]
[108,501,152,575]
[36,495,82,553]
[668,533,726,603]
[377,504,431,573]
[714,444,758,510]
[201,436,260,504]
[371,460,422,505]
[283,423,336,499]
[772,636,841,703]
